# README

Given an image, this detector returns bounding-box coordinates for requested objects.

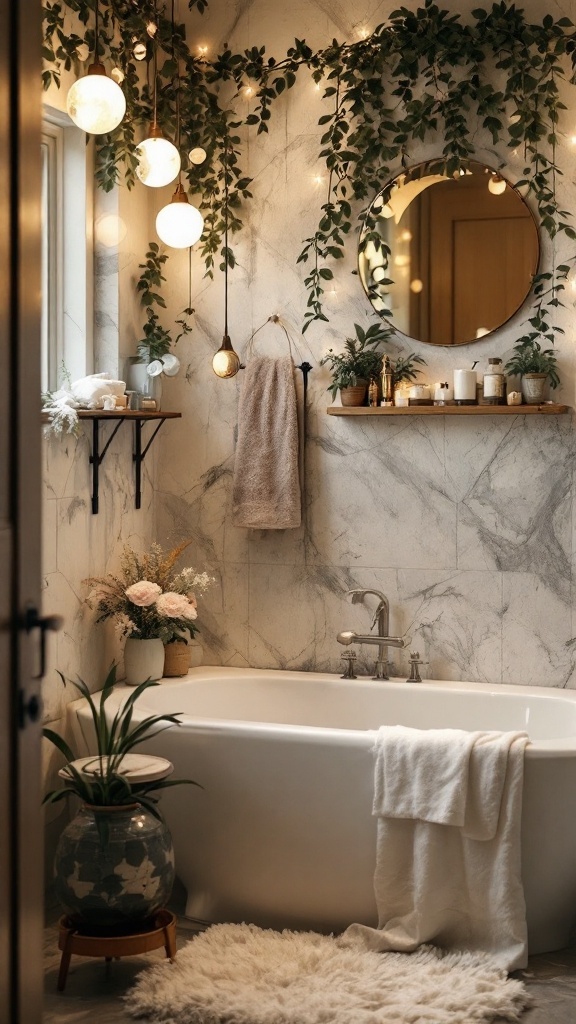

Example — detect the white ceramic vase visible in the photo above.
[521,373,547,405]
[124,637,165,686]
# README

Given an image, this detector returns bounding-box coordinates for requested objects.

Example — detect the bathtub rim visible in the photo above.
[67,666,576,760]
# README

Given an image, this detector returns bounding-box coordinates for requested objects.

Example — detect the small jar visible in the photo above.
[483,358,505,405]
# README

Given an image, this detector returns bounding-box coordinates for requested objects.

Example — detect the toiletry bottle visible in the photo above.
[381,356,393,406]
[483,358,505,405]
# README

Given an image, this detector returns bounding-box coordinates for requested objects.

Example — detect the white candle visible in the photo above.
[453,369,477,403]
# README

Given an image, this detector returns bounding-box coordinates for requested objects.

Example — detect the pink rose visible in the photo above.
[125,580,162,606]
[156,592,198,619]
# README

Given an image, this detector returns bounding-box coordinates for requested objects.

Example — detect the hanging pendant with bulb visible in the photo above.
[136,26,181,188]
[213,148,241,378]
[66,0,126,135]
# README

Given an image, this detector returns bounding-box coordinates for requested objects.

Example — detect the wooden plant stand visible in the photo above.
[56,908,177,992]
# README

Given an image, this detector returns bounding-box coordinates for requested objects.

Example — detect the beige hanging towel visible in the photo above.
[231,355,301,529]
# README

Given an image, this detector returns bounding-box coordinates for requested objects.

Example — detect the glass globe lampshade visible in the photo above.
[155,184,204,248]
[212,336,240,378]
[67,63,126,135]
[136,124,181,188]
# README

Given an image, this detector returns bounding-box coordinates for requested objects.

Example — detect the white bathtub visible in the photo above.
[69,667,576,955]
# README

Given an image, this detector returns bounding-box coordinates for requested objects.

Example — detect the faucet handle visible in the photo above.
[406,651,426,683]
[340,651,358,680]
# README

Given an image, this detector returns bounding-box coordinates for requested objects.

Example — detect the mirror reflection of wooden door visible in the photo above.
[0,1,43,1021]
[427,177,538,344]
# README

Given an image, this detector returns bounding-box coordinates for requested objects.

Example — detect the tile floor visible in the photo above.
[43,914,576,1024]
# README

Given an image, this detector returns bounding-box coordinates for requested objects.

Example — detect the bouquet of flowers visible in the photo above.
[84,541,214,644]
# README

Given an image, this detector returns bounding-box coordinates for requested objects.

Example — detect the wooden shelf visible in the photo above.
[327,404,570,416]
[42,409,182,513]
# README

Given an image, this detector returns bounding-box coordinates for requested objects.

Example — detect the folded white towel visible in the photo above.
[372,724,481,827]
[231,356,301,530]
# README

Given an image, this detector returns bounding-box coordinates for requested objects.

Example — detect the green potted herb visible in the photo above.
[391,352,427,388]
[43,665,198,932]
[504,338,560,405]
[321,322,390,406]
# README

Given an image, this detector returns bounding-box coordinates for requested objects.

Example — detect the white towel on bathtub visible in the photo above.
[343,728,529,972]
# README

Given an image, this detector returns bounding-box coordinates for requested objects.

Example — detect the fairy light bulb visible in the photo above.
[188,147,207,165]
[156,183,204,248]
[488,173,506,195]
[136,124,181,187]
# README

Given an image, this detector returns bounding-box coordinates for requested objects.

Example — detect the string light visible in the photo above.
[488,173,506,195]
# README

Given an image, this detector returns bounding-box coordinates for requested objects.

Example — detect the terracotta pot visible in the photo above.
[521,373,547,405]
[163,640,190,677]
[124,637,165,686]
[340,380,367,407]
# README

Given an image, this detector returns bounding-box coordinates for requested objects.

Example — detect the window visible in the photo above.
[41,106,93,393]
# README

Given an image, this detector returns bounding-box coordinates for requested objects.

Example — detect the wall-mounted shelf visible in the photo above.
[327,404,570,417]
[76,410,181,514]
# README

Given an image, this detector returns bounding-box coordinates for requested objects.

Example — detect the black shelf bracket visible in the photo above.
[133,417,167,510]
[81,412,181,514]
[88,417,126,515]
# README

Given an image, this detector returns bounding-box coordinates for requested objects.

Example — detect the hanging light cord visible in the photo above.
[224,149,229,337]
[94,0,100,60]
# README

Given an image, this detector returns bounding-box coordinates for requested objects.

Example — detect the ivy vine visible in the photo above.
[43,0,576,347]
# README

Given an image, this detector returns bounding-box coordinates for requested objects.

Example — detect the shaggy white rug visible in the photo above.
[124,922,530,1024]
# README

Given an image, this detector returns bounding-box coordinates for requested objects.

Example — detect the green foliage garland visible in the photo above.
[43,1,576,347]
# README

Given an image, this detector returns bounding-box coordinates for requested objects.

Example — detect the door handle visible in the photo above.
[23,605,63,679]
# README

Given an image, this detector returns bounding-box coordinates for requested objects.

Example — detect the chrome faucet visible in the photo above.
[337,589,406,680]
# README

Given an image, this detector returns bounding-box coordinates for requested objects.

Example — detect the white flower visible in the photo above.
[125,581,162,606]
[156,592,197,619]
[161,354,180,377]
[147,360,164,377]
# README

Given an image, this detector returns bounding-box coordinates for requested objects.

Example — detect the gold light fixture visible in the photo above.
[212,150,241,378]
[66,0,126,135]
[136,19,181,189]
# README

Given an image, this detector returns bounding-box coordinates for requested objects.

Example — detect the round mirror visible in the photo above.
[358,161,540,346]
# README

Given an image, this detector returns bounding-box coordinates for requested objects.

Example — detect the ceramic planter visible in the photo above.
[521,373,547,405]
[53,803,174,933]
[124,637,165,686]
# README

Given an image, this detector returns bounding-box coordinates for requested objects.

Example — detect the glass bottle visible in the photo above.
[483,358,505,405]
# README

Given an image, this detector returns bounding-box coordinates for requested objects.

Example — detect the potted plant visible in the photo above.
[391,352,427,390]
[504,338,560,405]
[84,541,214,683]
[320,322,390,406]
[127,242,194,407]
[43,665,199,932]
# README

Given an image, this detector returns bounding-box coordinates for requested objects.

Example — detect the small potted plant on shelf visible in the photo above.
[504,338,560,405]
[84,541,214,683]
[391,351,427,390]
[43,665,199,932]
[321,322,390,406]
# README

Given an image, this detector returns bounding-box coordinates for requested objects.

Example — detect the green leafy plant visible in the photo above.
[135,242,194,369]
[504,339,560,389]
[320,322,390,401]
[43,665,199,818]
[391,352,427,387]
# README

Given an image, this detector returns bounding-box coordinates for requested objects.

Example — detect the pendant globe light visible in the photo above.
[212,150,241,378]
[155,52,203,248]
[135,20,181,188]
[66,0,126,135]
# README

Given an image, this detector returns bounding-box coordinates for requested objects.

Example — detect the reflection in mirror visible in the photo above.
[359,161,540,346]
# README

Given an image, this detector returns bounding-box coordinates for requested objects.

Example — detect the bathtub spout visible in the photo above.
[337,630,406,650]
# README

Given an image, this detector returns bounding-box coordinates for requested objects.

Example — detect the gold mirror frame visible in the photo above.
[358,161,540,347]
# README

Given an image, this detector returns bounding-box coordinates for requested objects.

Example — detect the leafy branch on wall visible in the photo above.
[43,0,576,345]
